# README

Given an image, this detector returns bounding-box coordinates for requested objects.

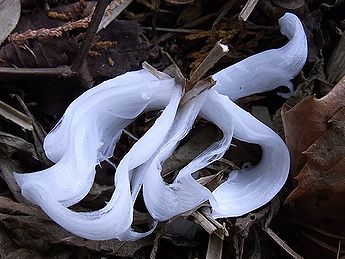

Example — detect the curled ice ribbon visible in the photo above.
[13,13,307,241]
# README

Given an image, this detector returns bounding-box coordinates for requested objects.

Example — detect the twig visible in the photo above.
[180,41,229,105]
[206,233,223,259]
[283,218,345,240]
[97,0,134,32]
[72,0,109,72]
[142,27,204,33]
[0,66,74,78]
[187,41,229,89]
[239,0,259,21]
[0,101,33,130]
[263,227,304,259]
[150,13,217,45]
[150,229,164,259]
[211,0,240,42]
[301,231,345,255]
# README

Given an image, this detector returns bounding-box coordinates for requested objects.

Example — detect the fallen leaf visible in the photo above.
[282,75,345,177]
[286,107,345,202]
[282,76,345,257]
[0,0,21,45]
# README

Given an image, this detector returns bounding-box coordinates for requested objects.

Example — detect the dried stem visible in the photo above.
[263,227,304,259]
[239,0,259,21]
[187,40,229,91]
[72,0,109,72]
[0,66,74,79]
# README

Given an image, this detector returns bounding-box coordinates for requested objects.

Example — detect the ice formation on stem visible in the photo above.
[13,13,307,241]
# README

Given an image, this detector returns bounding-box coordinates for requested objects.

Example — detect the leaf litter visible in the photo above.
[0,0,344,258]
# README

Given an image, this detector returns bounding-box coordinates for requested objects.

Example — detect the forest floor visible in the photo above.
[0,0,344,258]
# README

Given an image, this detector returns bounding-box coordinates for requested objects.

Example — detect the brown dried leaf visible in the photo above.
[282,76,345,176]
[286,107,345,202]
[282,76,345,202]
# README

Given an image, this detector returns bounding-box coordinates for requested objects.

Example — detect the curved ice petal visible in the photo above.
[14,70,180,206]
[16,81,181,240]
[12,12,306,241]
[143,90,234,221]
[212,13,307,100]
[44,69,172,163]
[210,99,290,217]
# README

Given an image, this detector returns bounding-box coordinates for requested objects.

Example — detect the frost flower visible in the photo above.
[13,13,307,241]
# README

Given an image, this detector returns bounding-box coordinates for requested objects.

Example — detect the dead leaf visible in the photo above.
[286,107,345,202]
[0,0,21,45]
[282,76,345,256]
[282,75,345,177]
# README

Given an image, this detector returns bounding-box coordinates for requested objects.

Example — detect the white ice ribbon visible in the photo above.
[13,13,307,241]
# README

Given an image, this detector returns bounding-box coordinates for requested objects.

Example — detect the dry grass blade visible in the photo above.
[301,231,345,255]
[326,32,345,84]
[211,0,240,41]
[190,211,228,239]
[187,40,229,89]
[97,0,134,32]
[180,41,228,105]
[0,100,32,130]
[284,218,345,240]
[13,95,51,166]
[206,233,223,259]
[239,0,259,21]
[263,227,304,259]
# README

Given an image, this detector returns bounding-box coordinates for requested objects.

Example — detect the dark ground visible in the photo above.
[0,0,344,258]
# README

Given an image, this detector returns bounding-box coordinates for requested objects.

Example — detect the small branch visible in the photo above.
[150,13,217,45]
[142,27,204,33]
[187,41,229,90]
[0,66,74,78]
[150,229,164,259]
[301,231,345,255]
[72,0,109,72]
[0,101,33,130]
[211,0,240,42]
